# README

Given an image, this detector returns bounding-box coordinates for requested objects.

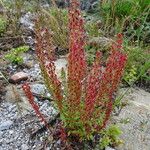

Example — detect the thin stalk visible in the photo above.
[0,71,9,83]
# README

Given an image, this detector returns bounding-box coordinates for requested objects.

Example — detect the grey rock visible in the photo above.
[5,85,32,112]
[53,0,99,11]
[0,120,13,131]
[81,0,99,11]
[8,105,16,112]
[30,83,46,95]
[115,88,150,150]
[56,139,61,145]
[45,147,51,150]
[88,37,114,50]
[20,12,34,30]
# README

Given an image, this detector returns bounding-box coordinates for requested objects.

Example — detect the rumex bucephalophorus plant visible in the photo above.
[23,0,127,141]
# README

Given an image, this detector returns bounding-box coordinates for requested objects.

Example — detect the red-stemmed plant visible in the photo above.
[22,0,127,140]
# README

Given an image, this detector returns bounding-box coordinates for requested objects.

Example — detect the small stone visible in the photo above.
[9,130,14,135]
[45,147,51,150]
[46,93,51,97]
[0,138,3,143]
[88,37,114,50]
[56,139,61,145]
[21,144,29,150]
[30,84,46,95]
[105,147,116,150]
[9,72,28,83]
[0,120,13,131]
[0,131,3,137]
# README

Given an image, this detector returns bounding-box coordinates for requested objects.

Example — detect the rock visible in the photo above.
[5,85,24,104]
[0,99,54,150]
[5,85,32,112]
[20,12,34,31]
[114,88,150,150]
[45,147,51,150]
[9,72,28,83]
[0,120,13,131]
[81,0,99,12]
[30,84,46,95]
[54,58,67,78]
[48,0,99,11]
[88,37,114,50]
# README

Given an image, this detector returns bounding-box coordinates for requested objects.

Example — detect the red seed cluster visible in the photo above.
[85,51,102,116]
[35,21,63,111]
[22,83,48,128]
[66,0,87,117]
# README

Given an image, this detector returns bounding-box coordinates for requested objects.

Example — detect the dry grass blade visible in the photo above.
[40,8,68,50]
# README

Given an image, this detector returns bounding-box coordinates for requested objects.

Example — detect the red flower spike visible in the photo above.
[84,51,102,118]
[67,0,87,113]
[35,21,63,112]
[22,83,49,129]
[60,127,67,142]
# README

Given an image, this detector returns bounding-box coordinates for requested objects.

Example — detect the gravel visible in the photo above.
[0,99,58,150]
[0,120,13,131]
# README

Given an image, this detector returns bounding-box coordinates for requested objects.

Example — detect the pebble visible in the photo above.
[9,72,28,83]
[0,131,3,137]
[106,147,116,150]
[9,130,14,134]
[0,98,57,149]
[0,120,13,131]
[30,83,46,95]
[21,144,29,150]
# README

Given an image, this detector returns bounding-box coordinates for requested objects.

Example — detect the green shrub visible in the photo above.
[123,46,150,84]
[99,125,122,149]
[124,65,138,85]
[5,46,29,65]
[85,21,101,37]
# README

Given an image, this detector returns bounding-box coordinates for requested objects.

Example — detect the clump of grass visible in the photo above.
[0,15,7,36]
[38,7,69,50]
